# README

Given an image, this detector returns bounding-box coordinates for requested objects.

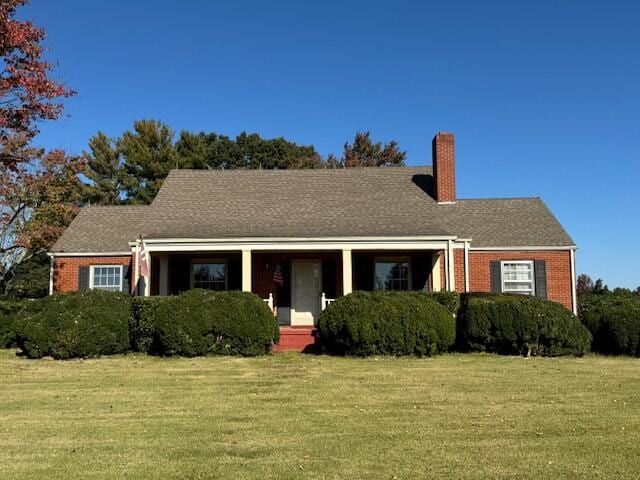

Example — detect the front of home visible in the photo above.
[49,133,577,348]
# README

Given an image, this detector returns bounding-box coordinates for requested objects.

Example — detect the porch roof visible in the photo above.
[51,167,575,253]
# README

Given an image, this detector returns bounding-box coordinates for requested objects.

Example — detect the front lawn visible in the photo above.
[0,350,638,479]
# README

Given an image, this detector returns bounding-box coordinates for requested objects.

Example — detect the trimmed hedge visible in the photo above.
[317,291,456,356]
[130,290,280,357]
[424,291,460,315]
[0,298,25,348]
[456,293,591,356]
[579,294,640,356]
[16,291,131,359]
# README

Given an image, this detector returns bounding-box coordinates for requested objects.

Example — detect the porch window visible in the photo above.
[90,265,123,292]
[374,260,410,291]
[501,261,534,295]
[192,262,227,291]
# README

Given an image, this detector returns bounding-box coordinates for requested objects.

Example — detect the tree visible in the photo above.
[0,0,73,169]
[342,131,406,167]
[592,278,609,295]
[0,1,76,293]
[82,132,122,205]
[576,274,594,295]
[119,120,178,204]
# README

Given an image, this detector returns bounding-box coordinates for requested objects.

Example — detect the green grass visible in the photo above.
[1,350,639,479]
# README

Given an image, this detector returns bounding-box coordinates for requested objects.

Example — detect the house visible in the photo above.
[49,133,577,349]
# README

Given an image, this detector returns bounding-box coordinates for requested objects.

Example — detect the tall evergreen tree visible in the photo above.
[342,131,406,167]
[82,132,122,205]
[119,120,178,204]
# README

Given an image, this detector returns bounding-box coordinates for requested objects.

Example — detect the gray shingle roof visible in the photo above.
[51,167,574,253]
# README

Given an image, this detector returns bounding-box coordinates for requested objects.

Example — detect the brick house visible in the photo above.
[49,133,577,347]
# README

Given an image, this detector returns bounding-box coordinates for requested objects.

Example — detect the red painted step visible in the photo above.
[274,326,318,352]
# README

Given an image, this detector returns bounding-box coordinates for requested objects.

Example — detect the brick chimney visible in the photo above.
[432,132,456,203]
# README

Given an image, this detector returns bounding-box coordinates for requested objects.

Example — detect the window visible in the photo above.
[374,259,410,291]
[501,261,535,295]
[192,261,227,291]
[90,265,123,292]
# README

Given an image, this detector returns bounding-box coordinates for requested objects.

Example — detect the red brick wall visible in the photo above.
[465,251,573,310]
[432,132,456,203]
[53,256,133,293]
[454,249,465,291]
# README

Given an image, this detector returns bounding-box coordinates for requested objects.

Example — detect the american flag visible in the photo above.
[138,236,149,278]
[272,263,284,287]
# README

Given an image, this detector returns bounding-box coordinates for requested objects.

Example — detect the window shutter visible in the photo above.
[534,260,547,299]
[122,264,131,294]
[78,266,90,291]
[490,261,502,293]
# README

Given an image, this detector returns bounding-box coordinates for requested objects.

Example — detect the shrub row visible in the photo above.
[456,293,591,356]
[0,298,25,348]
[13,290,279,359]
[318,291,456,356]
[130,290,279,357]
[578,294,640,356]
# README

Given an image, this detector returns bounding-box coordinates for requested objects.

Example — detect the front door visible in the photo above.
[291,261,321,326]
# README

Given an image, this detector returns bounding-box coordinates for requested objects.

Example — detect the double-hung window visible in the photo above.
[90,265,123,292]
[374,259,410,291]
[192,261,227,291]
[501,261,535,295]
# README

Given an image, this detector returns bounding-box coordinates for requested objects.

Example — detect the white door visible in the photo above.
[291,261,322,326]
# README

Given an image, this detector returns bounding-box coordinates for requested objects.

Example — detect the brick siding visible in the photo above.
[53,256,133,293]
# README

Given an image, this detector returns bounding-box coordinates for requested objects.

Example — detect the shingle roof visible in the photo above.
[51,167,574,253]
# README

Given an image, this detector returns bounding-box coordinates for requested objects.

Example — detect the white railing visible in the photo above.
[263,292,274,313]
[321,292,335,311]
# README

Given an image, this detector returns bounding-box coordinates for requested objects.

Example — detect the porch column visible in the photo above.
[342,248,353,295]
[241,249,252,292]
[431,253,442,292]
[158,255,169,296]
[143,248,151,296]
[447,239,456,292]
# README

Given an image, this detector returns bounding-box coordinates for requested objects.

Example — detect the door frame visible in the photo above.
[290,259,322,326]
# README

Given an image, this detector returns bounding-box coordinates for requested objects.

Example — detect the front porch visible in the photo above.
[135,237,469,349]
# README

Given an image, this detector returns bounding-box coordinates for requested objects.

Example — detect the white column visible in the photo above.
[431,253,442,292]
[447,239,456,292]
[143,250,151,297]
[159,255,169,296]
[242,249,252,292]
[48,254,54,295]
[464,241,470,293]
[342,249,353,295]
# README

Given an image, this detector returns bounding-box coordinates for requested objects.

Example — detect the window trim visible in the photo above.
[500,260,535,296]
[89,264,124,292]
[190,258,228,291]
[373,256,412,291]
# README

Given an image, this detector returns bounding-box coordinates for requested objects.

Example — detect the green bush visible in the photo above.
[130,296,163,353]
[424,291,460,315]
[140,290,279,357]
[579,294,640,355]
[16,291,131,359]
[456,293,591,356]
[317,291,456,356]
[0,298,26,348]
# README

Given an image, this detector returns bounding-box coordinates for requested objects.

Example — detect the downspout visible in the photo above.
[464,241,470,292]
[570,247,577,315]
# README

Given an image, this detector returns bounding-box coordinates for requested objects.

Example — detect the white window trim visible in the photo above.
[373,256,412,291]
[190,258,228,290]
[500,260,535,296]
[89,265,124,292]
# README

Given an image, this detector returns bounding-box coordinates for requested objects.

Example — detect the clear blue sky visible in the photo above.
[21,0,640,288]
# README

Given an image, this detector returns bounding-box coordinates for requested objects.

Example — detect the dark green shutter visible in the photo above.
[78,266,90,291]
[122,264,131,294]
[534,260,547,299]
[490,261,502,293]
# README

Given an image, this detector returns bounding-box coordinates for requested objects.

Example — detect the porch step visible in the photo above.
[274,327,318,353]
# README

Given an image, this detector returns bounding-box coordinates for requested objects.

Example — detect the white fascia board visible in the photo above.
[469,246,577,251]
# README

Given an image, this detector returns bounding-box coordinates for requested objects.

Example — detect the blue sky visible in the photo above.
[21,0,640,288]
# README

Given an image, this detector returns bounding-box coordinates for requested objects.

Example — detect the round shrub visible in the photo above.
[149,290,279,357]
[0,298,26,348]
[456,293,591,356]
[579,294,640,355]
[16,291,131,359]
[317,291,456,356]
